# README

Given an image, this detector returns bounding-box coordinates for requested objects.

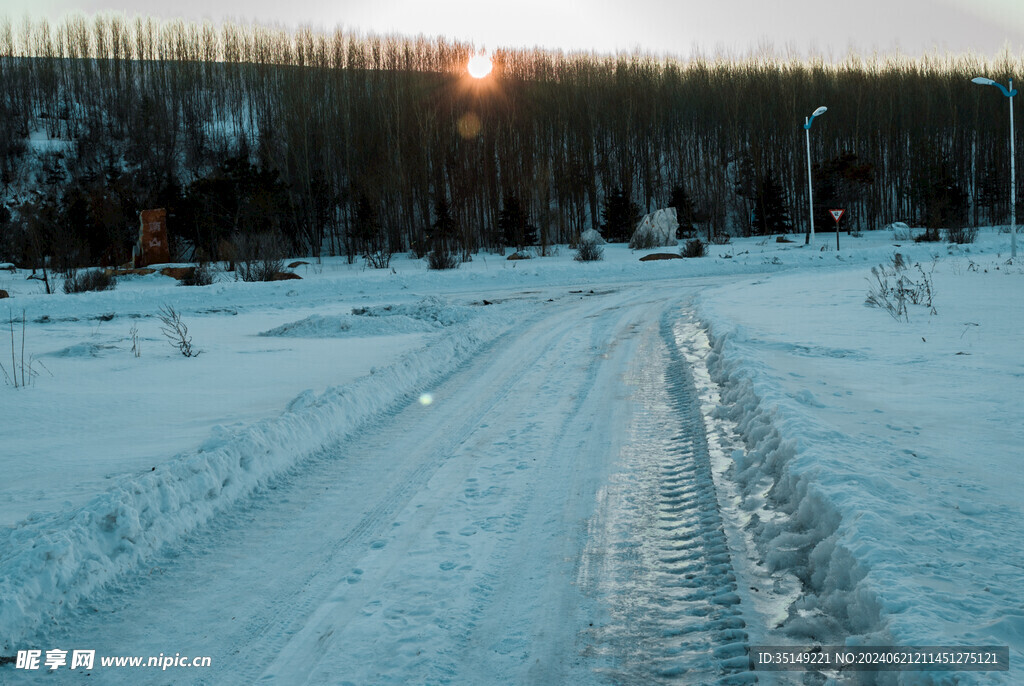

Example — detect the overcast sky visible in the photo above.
[8,0,1024,59]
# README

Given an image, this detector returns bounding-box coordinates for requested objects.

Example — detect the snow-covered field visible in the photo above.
[1,229,1020,684]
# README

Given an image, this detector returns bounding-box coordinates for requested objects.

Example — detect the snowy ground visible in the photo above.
[1,229,1020,684]
[695,247,1024,684]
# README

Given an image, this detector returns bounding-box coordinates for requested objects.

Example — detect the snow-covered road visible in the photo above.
[31,284,756,684]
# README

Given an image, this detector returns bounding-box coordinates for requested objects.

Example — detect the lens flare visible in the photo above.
[418,393,434,406]
[457,112,482,139]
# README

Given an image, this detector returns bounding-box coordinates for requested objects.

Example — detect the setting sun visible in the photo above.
[467,53,492,78]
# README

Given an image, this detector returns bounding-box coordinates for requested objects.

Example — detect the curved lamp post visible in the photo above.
[804,106,827,246]
[972,76,1017,258]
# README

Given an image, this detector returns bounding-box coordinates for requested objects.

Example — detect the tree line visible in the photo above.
[0,14,1021,269]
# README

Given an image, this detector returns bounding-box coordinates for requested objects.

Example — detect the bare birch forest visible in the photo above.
[0,15,1020,266]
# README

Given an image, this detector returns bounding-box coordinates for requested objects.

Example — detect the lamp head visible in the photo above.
[812,106,828,117]
[972,76,996,86]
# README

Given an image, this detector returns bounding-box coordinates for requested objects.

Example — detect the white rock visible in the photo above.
[629,208,678,248]
[579,228,606,245]
[885,222,913,240]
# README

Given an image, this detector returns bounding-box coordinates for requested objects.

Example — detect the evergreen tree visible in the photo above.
[427,197,459,269]
[430,197,457,252]
[182,156,293,260]
[924,168,969,234]
[668,184,696,238]
[813,153,874,231]
[496,194,537,252]
[353,195,379,252]
[751,170,793,235]
[601,187,640,243]
[498,194,527,251]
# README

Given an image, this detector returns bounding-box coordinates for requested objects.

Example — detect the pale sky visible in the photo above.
[8,0,1024,58]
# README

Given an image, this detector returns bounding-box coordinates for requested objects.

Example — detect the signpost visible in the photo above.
[829,209,845,250]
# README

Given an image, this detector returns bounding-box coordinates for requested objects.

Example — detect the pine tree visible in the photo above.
[427,197,459,270]
[924,170,968,233]
[813,153,874,231]
[668,184,696,238]
[601,187,640,243]
[751,171,793,235]
[431,198,454,244]
[498,194,527,252]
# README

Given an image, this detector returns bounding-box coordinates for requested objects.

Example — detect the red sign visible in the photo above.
[829,209,845,223]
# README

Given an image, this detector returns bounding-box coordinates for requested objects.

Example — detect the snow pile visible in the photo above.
[579,228,606,245]
[350,295,475,327]
[0,301,524,651]
[629,207,677,249]
[697,327,886,643]
[260,297,475,338]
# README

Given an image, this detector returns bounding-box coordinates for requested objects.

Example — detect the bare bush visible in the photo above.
[63,269,117,294]
[235,233,286,282]
[427,249,460,270]
[2,310,43,387]
[157,305,200,357]
[865,254,936,321]
[681,238,705,258]
[574,238,604,262]
[945,225,978,244]
[179,262,217,286]
[129,324,141,358]
[364,246,394,269]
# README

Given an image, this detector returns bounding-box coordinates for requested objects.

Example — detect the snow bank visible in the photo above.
[696,324,888,646]
[0,300,523,651]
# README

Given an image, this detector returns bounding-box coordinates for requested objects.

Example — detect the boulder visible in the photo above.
[639,252,682,261]
[0,263,15,272]
[0,290,8,298]
[629,208,678,249]
[506,252,531,260]
[579,228,606,245]
[270,272,302,281]
[287,261,310,268]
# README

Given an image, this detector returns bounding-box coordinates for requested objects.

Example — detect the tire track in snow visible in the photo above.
[581,310,755,685]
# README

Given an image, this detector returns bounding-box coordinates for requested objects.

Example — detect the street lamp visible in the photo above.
[972,76,1017,258]
[804,106,827,246]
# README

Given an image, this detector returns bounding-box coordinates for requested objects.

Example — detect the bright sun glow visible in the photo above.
[467,53,492,78]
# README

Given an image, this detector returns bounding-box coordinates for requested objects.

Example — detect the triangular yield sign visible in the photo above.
[829,209,845,222]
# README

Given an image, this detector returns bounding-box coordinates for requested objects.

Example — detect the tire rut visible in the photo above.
[582,310,755,685]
